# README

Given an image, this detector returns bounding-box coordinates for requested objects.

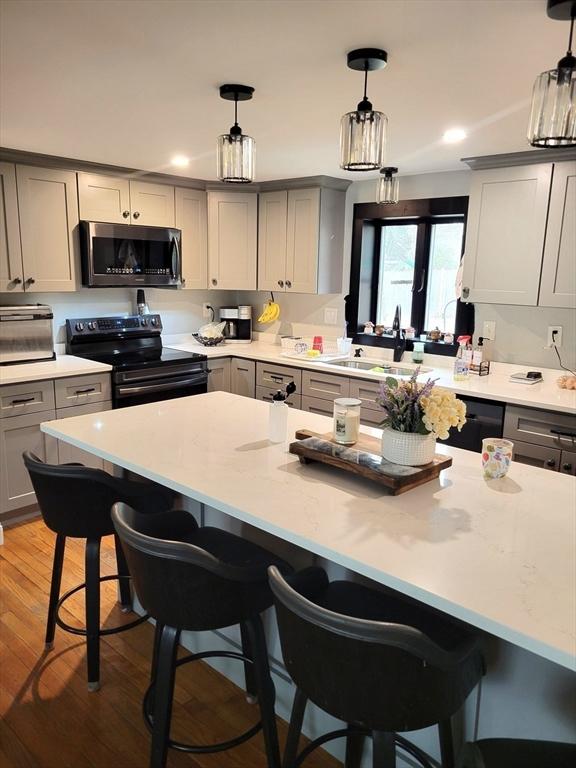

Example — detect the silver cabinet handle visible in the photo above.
[133,211,140,219]
[74,387,96,395]
[122,210,130,218]
[211,278,218,286]
[285,280,292,288]
[278,280,284,287]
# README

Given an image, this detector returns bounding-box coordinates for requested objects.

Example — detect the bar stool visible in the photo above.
[458,738,576,767]
[111,502,292,768]
[23,451,175,692]
[269,566,484,768]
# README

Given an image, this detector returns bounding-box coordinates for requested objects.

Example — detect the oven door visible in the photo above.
[114,372,208,408]
[80,221,181,287]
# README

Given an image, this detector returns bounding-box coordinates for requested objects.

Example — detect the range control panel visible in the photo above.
[66,314,162,338]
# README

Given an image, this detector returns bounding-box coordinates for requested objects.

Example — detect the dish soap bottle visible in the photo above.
[453,336,471,381]
[269,382,296,443]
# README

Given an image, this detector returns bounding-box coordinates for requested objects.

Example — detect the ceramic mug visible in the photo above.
[482,438,513,479]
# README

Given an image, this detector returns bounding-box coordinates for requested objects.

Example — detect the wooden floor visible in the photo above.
[0,517,341,768]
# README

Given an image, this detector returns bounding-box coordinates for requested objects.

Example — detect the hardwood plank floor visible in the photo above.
[0,518,342,768]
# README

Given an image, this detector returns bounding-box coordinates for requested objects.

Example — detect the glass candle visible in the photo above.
[333,398,362,445]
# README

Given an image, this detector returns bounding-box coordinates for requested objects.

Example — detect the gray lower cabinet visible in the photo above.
[301,395,334,417]
[55,401,112,469]
[0,409,58,513]
[255,385,301,409]
[504,404,576,473]
[256,361,302,390]
[560,450,576,476]
[207,358,231,393]
[510,440,562,472]
[231,358,256,398]
[349,378,381,411]
[302,370,350,400]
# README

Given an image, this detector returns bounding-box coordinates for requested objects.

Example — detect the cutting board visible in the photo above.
[289,429,452,495]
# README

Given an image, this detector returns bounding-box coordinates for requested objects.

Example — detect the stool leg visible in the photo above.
[283,687,307,768]
[85,538,101,692]
[372,731,396,768]
[147,621,164,716]
[244,616,281,768]
[45,534,66,650]
[114,533,132,612]
[345,724,365,768]
[149,624,180,768]
[240,620,258,703]
[439,719,455,768]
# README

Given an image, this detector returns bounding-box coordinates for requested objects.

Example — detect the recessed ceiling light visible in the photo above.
[171,155,189,167]
[442,128,467,144]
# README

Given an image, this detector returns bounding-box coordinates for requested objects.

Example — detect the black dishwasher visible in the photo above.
[443,396,505,453]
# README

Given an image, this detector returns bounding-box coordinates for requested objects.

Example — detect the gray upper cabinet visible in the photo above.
[78,172,175,227]
[207,191,257,290]
[539,161,576,309]
[16,165,79,292]
[461,163,552,306]
[175,187,208,289]
[257,187,345,294]
[0,162,24,293]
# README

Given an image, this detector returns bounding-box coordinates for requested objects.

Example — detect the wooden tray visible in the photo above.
[289,429,452,495]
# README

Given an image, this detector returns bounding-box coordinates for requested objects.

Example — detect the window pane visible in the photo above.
[424,222,464,333]
[376,224,417,328]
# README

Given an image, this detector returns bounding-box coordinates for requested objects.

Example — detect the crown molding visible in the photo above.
[462,147,576,170]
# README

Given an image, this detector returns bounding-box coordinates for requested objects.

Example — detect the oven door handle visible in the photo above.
[116,374,207,398]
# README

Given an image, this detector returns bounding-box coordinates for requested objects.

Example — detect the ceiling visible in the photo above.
[0,0,569,181]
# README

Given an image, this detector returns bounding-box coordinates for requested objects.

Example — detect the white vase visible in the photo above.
[381,427,436,466]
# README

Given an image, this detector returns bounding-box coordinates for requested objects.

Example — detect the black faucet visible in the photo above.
[392,305,406,363]
[354,347,364,358]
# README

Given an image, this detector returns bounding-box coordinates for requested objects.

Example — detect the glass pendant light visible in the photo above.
[217,84,255,182]
[528,1,575,147]
[340,48,388,171]
[377,167,399,204]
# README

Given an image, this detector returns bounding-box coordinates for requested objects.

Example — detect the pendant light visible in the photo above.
[377,167,399,204]
[217,84,255,183]
[527,0,576,147]
[340,48,388,171]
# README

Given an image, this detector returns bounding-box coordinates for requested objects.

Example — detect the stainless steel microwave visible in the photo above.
[80,221,182,287]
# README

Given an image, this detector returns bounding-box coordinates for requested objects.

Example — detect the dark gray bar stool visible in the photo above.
[458,738,576,767]
[112,502,293,768]
[23,451,175,691]
[269,566,485,768]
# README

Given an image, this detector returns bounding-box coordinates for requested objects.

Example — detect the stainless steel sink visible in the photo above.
[327,360,432,375]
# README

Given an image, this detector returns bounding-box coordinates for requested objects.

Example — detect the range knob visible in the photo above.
[140,317,148,326]
[75,322,85,332]
[151,317,159,327]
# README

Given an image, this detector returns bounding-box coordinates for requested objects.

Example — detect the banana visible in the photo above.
[258,300,280,324]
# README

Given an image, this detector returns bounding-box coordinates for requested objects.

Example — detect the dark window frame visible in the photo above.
[345,196,473,356]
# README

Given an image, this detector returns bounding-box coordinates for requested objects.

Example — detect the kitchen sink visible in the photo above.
[327,360,432,375]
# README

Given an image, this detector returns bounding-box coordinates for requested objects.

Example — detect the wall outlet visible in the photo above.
[482,320,496,341]
[547,325,563,348]
[324,307,338,325]
[202,303,213,320]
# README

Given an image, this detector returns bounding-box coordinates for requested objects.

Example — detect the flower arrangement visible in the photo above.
[376,369,466,440]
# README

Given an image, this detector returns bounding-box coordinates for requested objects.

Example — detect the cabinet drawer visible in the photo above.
[504,405,576,450]
[231,358,255,399]
[55,373,111,408]
[511,440,560,472]
[301,395,334,417]
[256,385,301,409]
[349,378,382,411]
[56,401,112,470]
[302,370,349,401]
[560,450,576,476]
[0,380,55,418]
[360,407,383,429]
[256,362,302,390]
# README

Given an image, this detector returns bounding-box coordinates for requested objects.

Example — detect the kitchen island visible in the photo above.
[41,391,576,671]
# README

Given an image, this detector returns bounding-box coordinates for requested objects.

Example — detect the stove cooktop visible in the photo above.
[73,346,206,371]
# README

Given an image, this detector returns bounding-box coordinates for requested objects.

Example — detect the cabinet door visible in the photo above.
[129,180,175,227]
[230,358,255,398]
[0,409,58,514]
[510,439,560,472]
[16,165,79,292]
[258,191,287,292]
[207,192,257,290]
[301,395,334,417]
[56,402,112,470]
[0,162,24,292]
[461,164,552,305]
[78,172,131,224]
[285,188,320,294]
[175,187,207,289]
[560,450,576,476]
[301,370,349,401]
[207,358,231,393]
[539,162,576,309]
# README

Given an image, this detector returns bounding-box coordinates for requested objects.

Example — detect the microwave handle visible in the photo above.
[171,236,181,281]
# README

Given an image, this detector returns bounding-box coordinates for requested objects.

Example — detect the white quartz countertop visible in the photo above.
[0,354,112,386]
[42,391,576,670]
[164,337,576,415]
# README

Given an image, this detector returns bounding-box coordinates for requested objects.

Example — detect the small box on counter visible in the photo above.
[469,338,492,376]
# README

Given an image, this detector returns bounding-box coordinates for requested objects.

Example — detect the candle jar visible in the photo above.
[333,398,362,445]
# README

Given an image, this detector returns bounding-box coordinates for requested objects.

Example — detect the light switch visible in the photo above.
[324,308,338,325]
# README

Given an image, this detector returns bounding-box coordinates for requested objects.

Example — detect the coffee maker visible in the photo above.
[219,306,252,343]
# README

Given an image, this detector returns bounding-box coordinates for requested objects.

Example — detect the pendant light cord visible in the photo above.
[568,15,574,55]
[363,64,369,100]
[234,95,238,127]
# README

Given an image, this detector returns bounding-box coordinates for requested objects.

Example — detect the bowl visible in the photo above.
[193,333,225,347]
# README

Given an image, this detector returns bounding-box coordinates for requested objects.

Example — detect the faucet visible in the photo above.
[354,347,364,358]
[392,305,406,363]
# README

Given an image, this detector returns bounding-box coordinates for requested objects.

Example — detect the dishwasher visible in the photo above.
[443,396,505,453]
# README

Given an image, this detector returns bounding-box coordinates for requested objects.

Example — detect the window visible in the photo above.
[347,196,471,349]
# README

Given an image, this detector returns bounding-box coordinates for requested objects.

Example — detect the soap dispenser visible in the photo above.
[269,382,296,443]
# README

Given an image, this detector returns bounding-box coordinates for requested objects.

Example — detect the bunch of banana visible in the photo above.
[258,299,280,324]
